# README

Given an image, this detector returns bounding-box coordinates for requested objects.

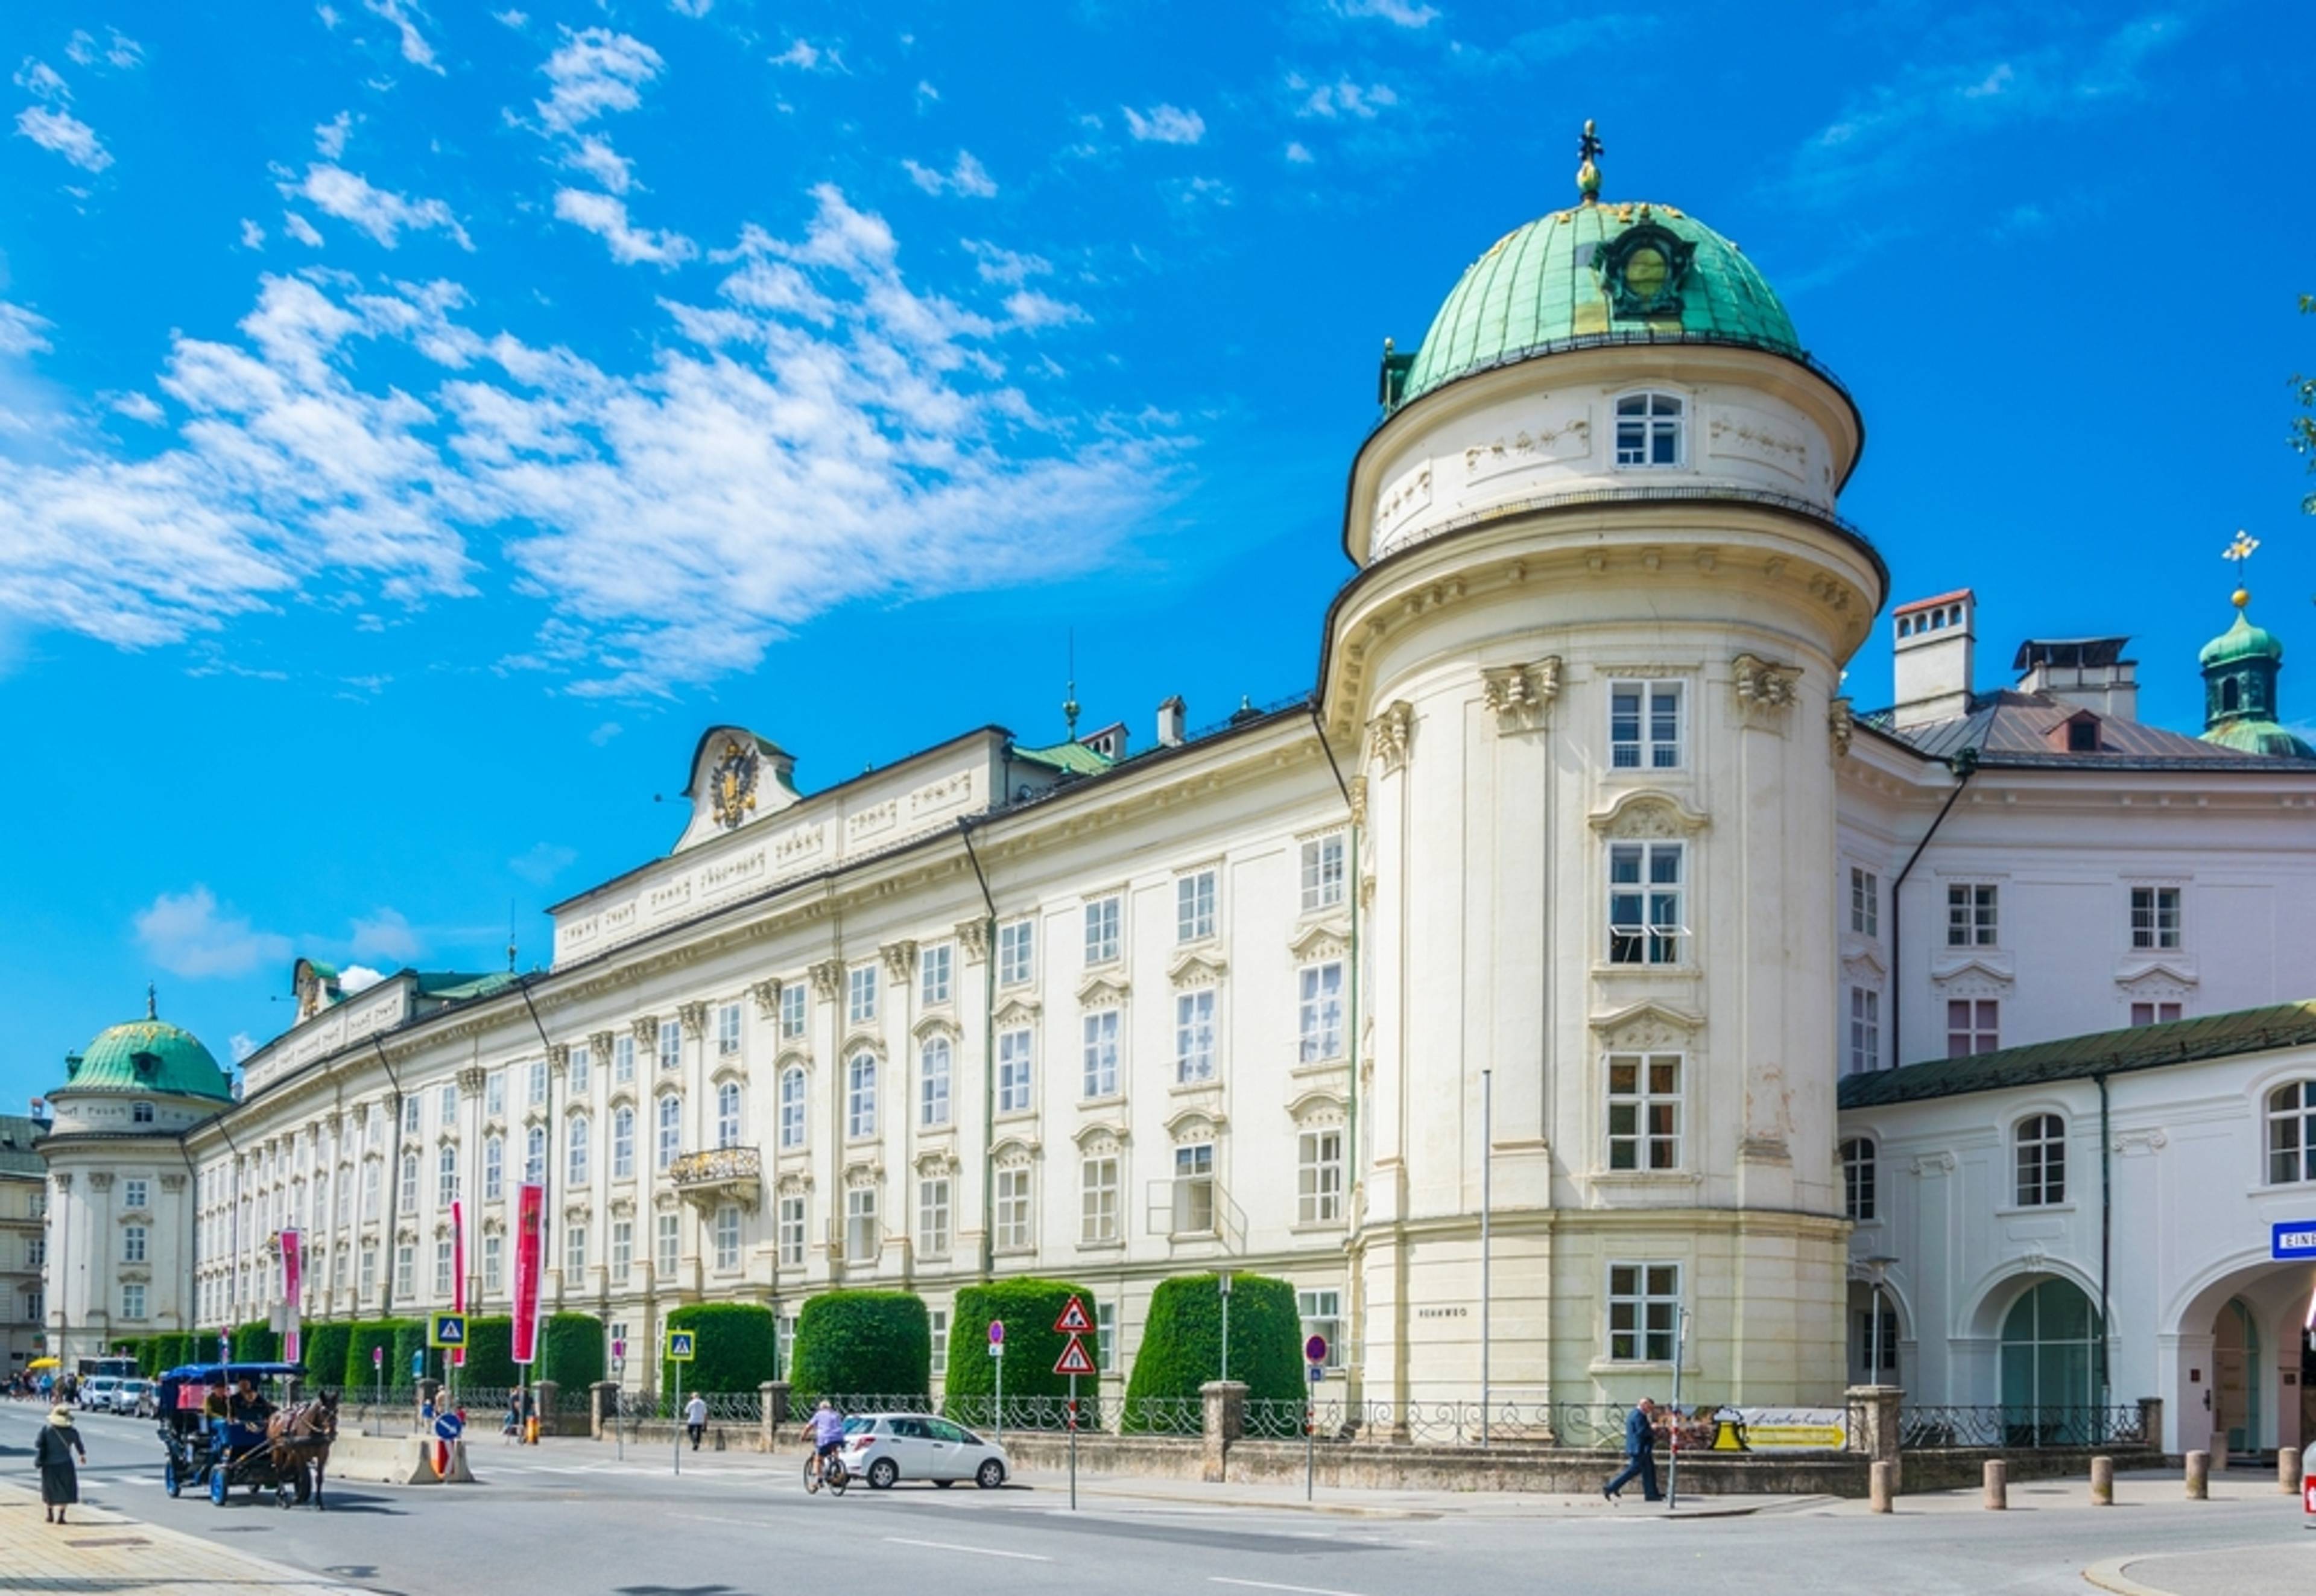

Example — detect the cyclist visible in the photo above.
[804,1399,847,1487]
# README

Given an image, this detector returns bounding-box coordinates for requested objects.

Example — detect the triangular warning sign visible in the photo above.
[1053,1296,1094,1334]
[1053,1335,1095,1376]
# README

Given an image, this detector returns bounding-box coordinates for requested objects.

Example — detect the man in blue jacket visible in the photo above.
[1602,1398,1662,1503]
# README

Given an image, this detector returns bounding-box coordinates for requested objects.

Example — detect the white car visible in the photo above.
[78,1376,121,1411]
[837,1413,1011,1490]
[112,1378,155,1416]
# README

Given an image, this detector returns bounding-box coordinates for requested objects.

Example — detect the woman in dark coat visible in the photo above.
[36,1405,87,1523]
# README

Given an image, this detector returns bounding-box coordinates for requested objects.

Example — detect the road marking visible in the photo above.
[1210,1580,1370,1596]
[884,1536,1052,1562]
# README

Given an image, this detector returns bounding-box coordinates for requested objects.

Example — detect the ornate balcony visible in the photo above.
[668,1145,763,1211]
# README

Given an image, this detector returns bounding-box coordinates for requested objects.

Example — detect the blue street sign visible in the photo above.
[666,1329,696,1362]
[2273,1220,2316,1260]
[411,1349,426,1378]
[1308,1364,1325,1384]
[434,1410,466,1442]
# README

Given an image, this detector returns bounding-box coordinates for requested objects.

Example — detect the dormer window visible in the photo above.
[131,1101,154,1124]
[1615,393,1684,467]
[2053,712,2101,754]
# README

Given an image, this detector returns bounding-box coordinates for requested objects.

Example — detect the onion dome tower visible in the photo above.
[2198,532,2314,758]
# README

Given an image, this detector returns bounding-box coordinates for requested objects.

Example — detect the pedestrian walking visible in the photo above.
[502,1392,522,1445]
[1601,1397,1663,1504]
[686,1393,707,1452]
[36,1405,87,1524]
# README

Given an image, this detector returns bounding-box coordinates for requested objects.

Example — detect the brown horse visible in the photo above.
[264,1389,339,1509]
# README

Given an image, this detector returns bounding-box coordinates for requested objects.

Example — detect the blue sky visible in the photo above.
[1,0,2307,1109]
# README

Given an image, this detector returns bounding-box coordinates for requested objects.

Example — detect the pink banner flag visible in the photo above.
[451,1200,468,1367]
[278,1229,302,1364]
[511,1183,545,1366]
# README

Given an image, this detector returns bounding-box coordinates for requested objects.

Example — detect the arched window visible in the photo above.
[1999,1278,2104,1439]
[2222,677,2242,714]
[1615,391,1685,467]
[524,1125,545,1185]
[568,1113,590,1183]
[715,1082,741,1150]
[847,1054,878,1141]
[2014,1114,2066,1206]
[656,1094,682,1170]
[779,1068,806,1150]
[2268,1081,2316,1185]
[437,1142,458,1205]
[399,1151,419,1209]
[1840,1138,1876,1221]
[611,1107,634,1179]
[920,1037,952,1129]
[132,1101,154,1124]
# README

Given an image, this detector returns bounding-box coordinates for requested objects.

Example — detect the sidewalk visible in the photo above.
[0,1475,356,1594]
[2085,1542,2316,1596]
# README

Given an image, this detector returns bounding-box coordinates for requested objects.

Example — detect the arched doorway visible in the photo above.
[2212,1297,2261,1454]
[2000,1278,2106,1444]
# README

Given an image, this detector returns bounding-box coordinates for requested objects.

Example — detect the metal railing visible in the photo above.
[613,1389,764,1423]
[668,1146,764,1191]
[941,1393,1104,1432]
[1118,1395,1204,1437]
[1899,1405,2147,1449]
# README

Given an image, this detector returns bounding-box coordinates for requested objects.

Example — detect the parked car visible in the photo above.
[837,1413,1010,1490]
[78,1376,122,1412]
[112,1378,156,1416]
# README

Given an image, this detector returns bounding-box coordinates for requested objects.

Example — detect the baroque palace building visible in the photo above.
[37,145,2316,1439]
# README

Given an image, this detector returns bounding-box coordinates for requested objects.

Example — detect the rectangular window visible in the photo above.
[657,1019,682,1073]
[394,1243,415,1301]
[998,919,1036,987]
[1176,870,1217,943]
[1172,1144,1215,1235]
[1854,1300,1900,1378]
[439,1145,460,1206]
[919,1040,952,1129]
[124,1282,146,1320]
[1615,391,1684,466]
[611,1111,633,1180]
[1850,867,1879,937]
[568,1116,590,1184]
[995,1167,1032,1250]
[1606,1053,1682,1171]
[1081,1155,1119,1245]
[1298,1288,1343,1369]
[2131,1001,2183,1027]
[1084,895,1122,966]
[524,1126,545,1186]
[717,1002,742,1056]
[528,1059,549,1106]
[656,1096,682,1171]
[778,1195,806,1267]
[400,1153,419,1211]
[122,1224,147,1264]
[928,1308,949,1378]
[656,1212,680,1277]
[1607,1262,1681,1362]
[1081,1010,1120,1098]
[568,1046,590,1094]
[1300,834,1347,914]
[1609,681,1682,770]
[777,1314,796,1380]
[2131,885,2182,950]
[1096,1301,1116,1372]
[1847,987,1881,1075]
[715,1205,742,1270]
[1175,989,1216,1083]
[2015,1115,2067,1206]
[484,1233,503,1293]
[613,1035,635,1083]
[124,1177,148,1211]
[780,983,807,1039]
[1946,999,1999,1058]
[918,1177,951,1258]
[1298,1129,1343,1224]
[1297,963,1345,1063]
[403,1095,421,1136]
[438,1082,458,1125]
[997,1029,1034,1113]
[1946,883,1998,948]
[846,1058,876,1141]
[436,1238,455,1294]
[1841,1139,1876,1222]
[1607,841,1686,965]
[848,966,878,1026]
[611,1220,633,1285]
[361,1245,378,1296]
[920,944,953,1007]
[844,1188,877,1264]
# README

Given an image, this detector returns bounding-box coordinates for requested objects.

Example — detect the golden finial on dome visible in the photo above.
[2224,528,2259,609]
[1575,119,1603,204]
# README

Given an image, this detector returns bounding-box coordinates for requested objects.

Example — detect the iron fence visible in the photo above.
[1898,1405,2146,1449]
[612,1389,764,1423]
[1118,1395,1204,1437]
[941,1393,1104,1433]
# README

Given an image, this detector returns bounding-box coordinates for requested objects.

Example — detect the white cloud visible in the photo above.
[350,906,421,961]
[536,27,662,133]
[1169,176,1233,207]
[16,106,112,172]
[317,4,341,28]
[65,30,141,69]
[229,1032,258,1063]
[286,163,473,250]
[1291,74,1397,119]
[509,841,577,883]
[565,133,632,193]
[239,218,267,249]
[588,719,622,744]
[961,240,1049,285]
[916,79,938,104]
[15,60,71,101]
[133,885,293,978]
[338,963,387,993]
[1285,141,1315,164]
[362,0,444,74]
[553,188,695,266]
[903,150,996,198]
[315,110,352,158]
[1122,103,1204,145]
[1004,290,1086,330]
[282,212,325,246]
[668,0,712,14]
[110,391,165,423]
[1334,0,1438,25]
[0,302,52,356]
[493,8,527,26]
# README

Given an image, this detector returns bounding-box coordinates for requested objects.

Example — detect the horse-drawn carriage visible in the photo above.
[154,1362,338,1509]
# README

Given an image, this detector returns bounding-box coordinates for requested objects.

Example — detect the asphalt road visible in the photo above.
[7,1402,2314,1596]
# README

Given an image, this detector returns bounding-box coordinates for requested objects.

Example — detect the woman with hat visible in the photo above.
[35,1404,87,1524]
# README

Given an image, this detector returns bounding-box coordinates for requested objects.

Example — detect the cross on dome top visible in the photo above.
[1575,119,1603,204]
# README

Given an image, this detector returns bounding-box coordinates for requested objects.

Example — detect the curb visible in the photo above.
[2081,1556,2174,1596]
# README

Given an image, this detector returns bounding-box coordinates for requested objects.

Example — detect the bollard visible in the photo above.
[2185,1449,2209,1499]
[2280,1445,2302,1493]
[1870,1460,1895,1513]
[2212,1440,2230,1477]
[2090,1455,2113,1505]
[1982,1458,2007,1510]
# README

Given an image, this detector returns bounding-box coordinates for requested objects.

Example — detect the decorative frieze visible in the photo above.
[1480,657,1561,731]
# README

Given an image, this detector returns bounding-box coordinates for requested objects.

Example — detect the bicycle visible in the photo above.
[803,1448,849,1496]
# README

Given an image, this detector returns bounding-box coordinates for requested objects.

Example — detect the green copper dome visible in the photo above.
[1396,198,1800,407]
[62,1016,234,1102]
[2199,601,2314,758]
[2197,610,2282,670]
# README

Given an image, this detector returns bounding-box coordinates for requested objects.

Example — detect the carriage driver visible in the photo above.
[230,1376,276,1427]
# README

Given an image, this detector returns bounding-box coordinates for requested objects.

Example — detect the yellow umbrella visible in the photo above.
[27,1357,59,1370]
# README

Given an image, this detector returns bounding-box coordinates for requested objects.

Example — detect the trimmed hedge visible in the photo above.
[943,1278,1101,1416]
[1120,1273,1302,1430]
[343,1320,420,1389]
[301,1323,352,1391]
[457,1316,517,1388]
[230,1321,280,1363]
[542,1311,605,1387]
[662,1302,777,1394]
[791,1291,929,1404]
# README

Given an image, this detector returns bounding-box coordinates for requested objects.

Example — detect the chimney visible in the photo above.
[1890,589,1976,730]
[2013,638,2138,722]
[1156,695,1186,748]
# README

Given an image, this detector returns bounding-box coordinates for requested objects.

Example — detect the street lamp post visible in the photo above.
[1218,1271,1233,1384]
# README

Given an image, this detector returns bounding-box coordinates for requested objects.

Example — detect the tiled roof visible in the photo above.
[1861,689,2316,771]
[1013,739,1118,777]
[1840,1001,2316,1109]
[0,1114,45,1175]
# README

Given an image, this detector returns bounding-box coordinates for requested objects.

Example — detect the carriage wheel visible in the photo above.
[209,1468,228,1507]
[276,1483,293,1510]
[163,1458,180,1498]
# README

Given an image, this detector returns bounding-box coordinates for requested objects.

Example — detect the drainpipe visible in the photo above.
[958,819,999,1282]
[1888,747,1977,1067]
[2096,1071,2113,1414]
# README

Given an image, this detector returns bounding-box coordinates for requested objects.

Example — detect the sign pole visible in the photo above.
[1219,1272,1232,1384]
[1666,1306,1689,1512]
[995,1336,1004,1444]
[1069,1372,1078,1512]
[672,1357,682,1478]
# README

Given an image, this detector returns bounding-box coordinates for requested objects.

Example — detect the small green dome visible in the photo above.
[2203,718,2315,758]
[62,1017,234,1102]
[2198,610,2282,670]
[1397,199,1800,407]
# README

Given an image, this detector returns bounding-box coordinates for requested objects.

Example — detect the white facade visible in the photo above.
[1,1118,46,1375]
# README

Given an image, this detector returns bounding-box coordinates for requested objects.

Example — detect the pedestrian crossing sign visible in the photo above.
[667,1329,696,1362]
[428,1312,466,1349]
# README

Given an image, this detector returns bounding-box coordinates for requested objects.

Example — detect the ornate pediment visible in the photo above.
[840,1032,889,1063]
[1588,1000,1704,1053]
[1078,974,1131,1010]
[1841,943,1888,981]
[1588,790,1710,840]
[911,1013,960,1045]
[1285,1089,1347,1129]
[1169,949,1228,989]
[841,1161,882,1191]
[913,1149,960,1177]
[1072,1121,1129,1151]
[992,1136,1040,1169]
[1164,1107,1223,1144]
[2116,961,2198,992]
[994,997,1042,1028]
[1287,919,1350,964]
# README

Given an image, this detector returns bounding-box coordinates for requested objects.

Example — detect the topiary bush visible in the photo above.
[144,1334,192,1376]
[456,1316,517,1388]
[943,1278,1101,1428]
[662,1302,777,1394]
[1120,1272,1302,1431]
[344,1319,419,1390]
[542,1311,605,1387]
[301,1323,352,1390]
[791,1291,929,1404]
[230,1321,280,1363]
